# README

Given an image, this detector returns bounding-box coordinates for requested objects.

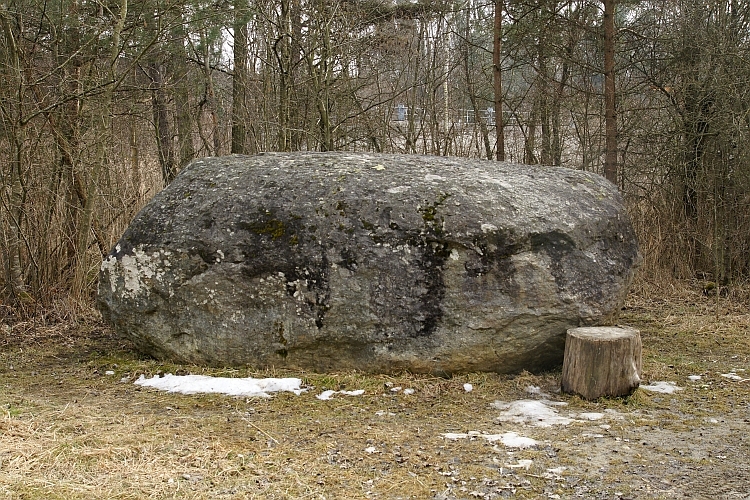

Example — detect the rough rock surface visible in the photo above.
[97,152,640,374]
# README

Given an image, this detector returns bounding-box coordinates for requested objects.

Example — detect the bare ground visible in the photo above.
[1,284,749,499]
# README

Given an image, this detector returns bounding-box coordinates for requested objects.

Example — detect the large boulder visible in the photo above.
[98,152,640,375]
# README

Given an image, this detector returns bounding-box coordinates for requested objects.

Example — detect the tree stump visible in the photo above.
[561,326,642,400]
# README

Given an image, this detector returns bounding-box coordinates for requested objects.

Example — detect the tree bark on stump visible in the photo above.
[561,326,641,400]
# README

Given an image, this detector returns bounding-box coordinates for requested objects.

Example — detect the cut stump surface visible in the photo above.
[561,326,642,400]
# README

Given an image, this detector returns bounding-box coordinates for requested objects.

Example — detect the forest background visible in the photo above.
[1,0,749,316]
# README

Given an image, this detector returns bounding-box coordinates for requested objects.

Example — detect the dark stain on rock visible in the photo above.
[339,247,358,272]
[232,206,331,330]
[275,321,288,358]
[110,238,135,258]
[416,239,451,336]
[193,242,218,265]
[466,228,521,294]
[530,230,576,288]
[530,231,575,260]
[379,206,393,228]
[200,214,215,229]
[313,251,331,329]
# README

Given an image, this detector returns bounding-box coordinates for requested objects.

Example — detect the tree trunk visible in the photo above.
[308,0,333,152]
[463,5,492,160]
[148,62,176,185]
[232,0,249,154]
[172,22,195,168]
[524,100,538,165]
[276,0,291,151]
[493,0,505,161]
[561,327,642,400]
[3,135,28,302]
[538,31,552,166]
[289,0,302,151]
[603,0,618,185]
[0,8,29,302]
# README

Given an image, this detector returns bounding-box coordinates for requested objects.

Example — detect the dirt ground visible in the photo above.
[1,284,749,499]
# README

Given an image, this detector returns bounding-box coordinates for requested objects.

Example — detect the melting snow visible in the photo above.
[577,412,605,421]
[463,383,473,392]
[505,459,533,469]
[441,431,537,448]
[375,410,396,416]
[525,385,550,398]
[135,374,305,397]
[316,389,365,400]
[492,399,575,427]
[721,372,749,382]
[687,375,702,381]
[640,381,682,393]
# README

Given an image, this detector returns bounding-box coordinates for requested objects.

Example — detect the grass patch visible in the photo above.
[1,283,749,498]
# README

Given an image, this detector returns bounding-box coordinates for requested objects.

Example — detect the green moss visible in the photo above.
[252,219,286,240]
[336,201,348,216]
[419,193,452,236]
[419,192,452,223]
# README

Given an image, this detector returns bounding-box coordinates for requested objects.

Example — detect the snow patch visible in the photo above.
[441,431,537,449]
[525,385,551,398]
[577,412,605,421]
[492,399,574,427]
[721,372,749,382]
[547,466,566,474]
[375,410,396,416]
[504,459,533,469]
[491,432,538,448]
[134,374,305,398]
[316,389,365,400]
[463,383,473,392]
[640,381,682,393]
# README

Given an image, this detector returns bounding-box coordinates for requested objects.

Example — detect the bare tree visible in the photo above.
[602,0,618,184]
[493,0,506,160]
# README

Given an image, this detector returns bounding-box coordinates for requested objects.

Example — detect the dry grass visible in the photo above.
[1,283,749,499]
